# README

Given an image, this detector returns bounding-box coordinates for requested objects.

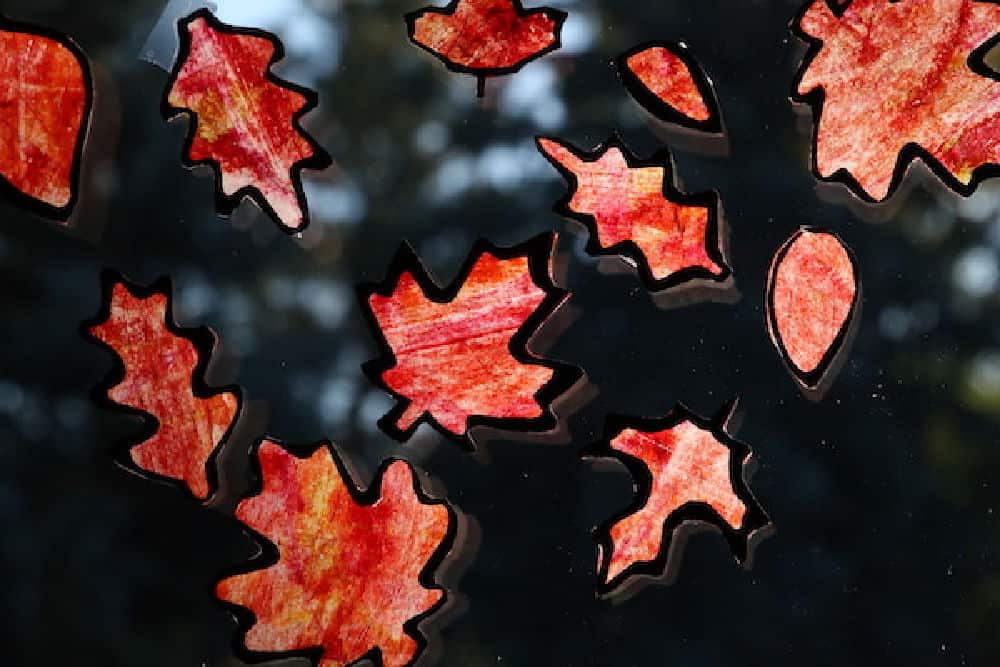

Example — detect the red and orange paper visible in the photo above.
[0,16,91,219]
[165,10,330,231]
[217,441,453,667]
[794,0,1000,201]
[618,42,721,132]
[87,277,240,500]
[537,136,728,290]
[767,228,859,393]
[363,235,574,443]
[596,407,768,594]
[406,0,566,96]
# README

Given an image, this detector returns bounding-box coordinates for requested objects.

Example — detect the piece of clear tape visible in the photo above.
[140,0,217,71]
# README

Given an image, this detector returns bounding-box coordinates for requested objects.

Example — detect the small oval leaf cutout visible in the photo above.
[617,41,721,133]
[766,228,860,397]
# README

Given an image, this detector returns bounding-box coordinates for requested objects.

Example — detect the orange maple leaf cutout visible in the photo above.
[164,9,331,231]
[406,0,567,97]
[216,440,454,667]
[0,15,92,220]
[593,404,769,596]
[86,274,240,500]
[537,135,730,291]
[767,227,860,396]
[617,41,722,133]
[361,234,578,444]
[793,0,1000,201]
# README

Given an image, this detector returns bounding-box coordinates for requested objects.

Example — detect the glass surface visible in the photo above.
[1,0,999,664]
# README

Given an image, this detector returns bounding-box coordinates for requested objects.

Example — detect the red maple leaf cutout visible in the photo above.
[767,227,860,395]
[362,234,577,443]
[594,405,769,596]
[216,441,453,667]
[537,136,729,291]
[617,41,722,133]
[793,0,1000,201]
[0,16,91,220]
[164,9,331,231]
[86,276,240,500]
[406,0,567,97]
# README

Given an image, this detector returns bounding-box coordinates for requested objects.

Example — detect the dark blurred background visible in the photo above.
[1,0,999,664]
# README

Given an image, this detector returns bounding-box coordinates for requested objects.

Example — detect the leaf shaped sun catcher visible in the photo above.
[793,0,1000,201]
[164,9,331,232]
[537,135,730,292]
[0,15,92,220]
[217,440,455,667]
[406,0,567,97]
[767,227,860,397]
[361,233,580,446]
[86,274,241,500]
[593,404,770,598]
[617,41,722,133]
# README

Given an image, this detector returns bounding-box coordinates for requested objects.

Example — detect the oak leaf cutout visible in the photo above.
[217,440,454,667]
[592,404,769,597]
[406,0,567,97]
[361,234,578,445]
[0,15,92,220]
[164,9,331,231]
[537,135,730,291]
[85,274,241,500]
[793,0,1000,201]
[617,41,722,133]
[767,227,860,397]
